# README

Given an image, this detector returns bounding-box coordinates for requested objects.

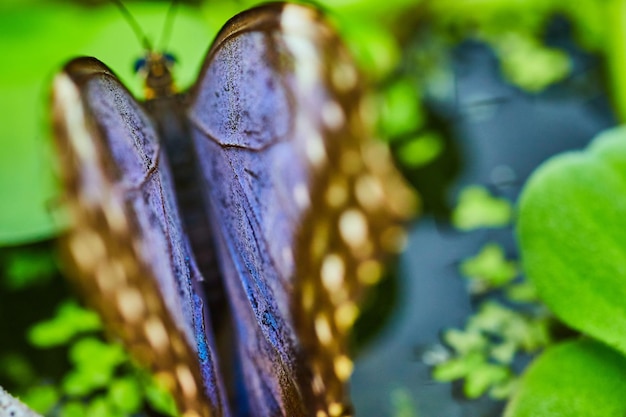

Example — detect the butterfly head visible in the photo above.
[134,51,177,99]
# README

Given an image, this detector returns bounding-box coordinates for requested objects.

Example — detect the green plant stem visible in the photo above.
[607,0,626,123]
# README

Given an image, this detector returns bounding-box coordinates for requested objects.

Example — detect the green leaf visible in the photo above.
[108,377,142,414]
[460,243,517,290]
[86,395,124,417]
[390,387,418,417]
[2,248,57,290]
[396,132,443,168]
[517,125,626,356]
[432,352,485,381]
[68,337,125,370]
[0,353,35,385]
[504,339,626,417]
[491,32,570,92]
[62,368,110,397]
[490,341,517,364]
[443,329,487,354]
[504,281,538,303]
[28,301,101,347]
[144,378,180,417]
[59,401,86,417]
[379,80,424,138]
[452,186,513,230]
[21,384,59,414]
[464,363,509,398]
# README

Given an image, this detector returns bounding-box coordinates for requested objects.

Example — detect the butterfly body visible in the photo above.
[51,3,417,417]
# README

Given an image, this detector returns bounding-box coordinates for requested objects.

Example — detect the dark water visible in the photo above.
[351,39,616,417]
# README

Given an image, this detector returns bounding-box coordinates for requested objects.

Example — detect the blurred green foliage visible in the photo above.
[17,299,179,416]
[432,186,554,401]
[434,301,552,399]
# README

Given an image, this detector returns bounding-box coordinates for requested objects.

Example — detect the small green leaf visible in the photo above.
[2,248,57,289]
[464,363,509,398]
[397,132,443,168]
[492,32,571,92]
[339,18,401,80]
[452,186,512,230]
[62,368,110,397]
[21,384,59,414]
[0,353,35,385]
[144,376,180,417]
[460,243,517,290]
[28,301,101,347]
[490,341,517,364]
[432,352,485,381]
[379,80,424,138]
[504,339,626,417]
[59,401,86,417]
[62,338,126,396]
[28,318,76,348]
[86,395,125,417]
[490,377,518,400]
[443,329,487,354]
[467,301,514,334]
[517,125,626,356]
[504,281,538,303]
[108,377,142,414]
[390,387,418,417]
[69,337,125,370]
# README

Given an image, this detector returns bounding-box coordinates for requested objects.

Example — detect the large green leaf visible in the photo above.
[517,125,626,355]
[504,339,626,417]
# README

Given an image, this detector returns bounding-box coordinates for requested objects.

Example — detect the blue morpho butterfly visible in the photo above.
[50,2,417,417]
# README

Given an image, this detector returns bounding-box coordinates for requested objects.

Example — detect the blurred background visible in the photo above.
[0,0,620,416]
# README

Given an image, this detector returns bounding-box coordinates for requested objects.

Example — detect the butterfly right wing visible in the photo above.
[188,4,417,416]
[51,57,229,417]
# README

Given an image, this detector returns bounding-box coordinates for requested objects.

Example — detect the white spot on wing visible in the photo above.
[321,101,345,131]
[293,182,311,209]
[339,208,368,249]
[332,61,358,92]
[54,74,95,161]
[305,132,327,167]
[321,254,345,292]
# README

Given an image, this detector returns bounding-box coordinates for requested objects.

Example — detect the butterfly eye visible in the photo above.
[133,57,147,74]
[163,52,177,67]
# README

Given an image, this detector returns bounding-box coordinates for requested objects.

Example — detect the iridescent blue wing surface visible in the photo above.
[189,3,417,416]
[51,58,229,417]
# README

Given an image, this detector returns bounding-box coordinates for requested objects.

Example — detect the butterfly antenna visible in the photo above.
[158,0,179,52]
[111,0,153,52]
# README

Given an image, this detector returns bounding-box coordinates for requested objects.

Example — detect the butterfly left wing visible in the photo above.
[188,4,417,416]
[51,58,229,417]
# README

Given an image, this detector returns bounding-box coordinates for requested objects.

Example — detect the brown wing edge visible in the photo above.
[278,4,419,417]
[51,57,227,417]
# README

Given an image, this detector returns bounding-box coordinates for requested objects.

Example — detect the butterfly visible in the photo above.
[50,2,417,416]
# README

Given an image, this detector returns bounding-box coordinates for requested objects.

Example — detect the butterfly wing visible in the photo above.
[51,58,229,417]
[188,3,417,416]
